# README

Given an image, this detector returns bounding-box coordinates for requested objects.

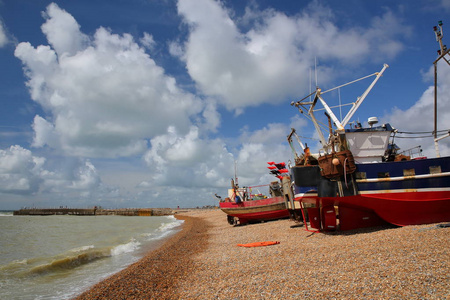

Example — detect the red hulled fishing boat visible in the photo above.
[219,163,290,225]
[284,23,450,231]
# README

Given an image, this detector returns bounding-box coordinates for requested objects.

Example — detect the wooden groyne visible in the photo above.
[13,208,173,216]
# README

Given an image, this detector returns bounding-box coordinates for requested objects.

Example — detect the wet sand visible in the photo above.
[75,209,450,299]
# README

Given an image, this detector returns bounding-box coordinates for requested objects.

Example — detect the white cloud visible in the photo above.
[175,0,408,112]
[383,61,450,157]
[361,9,409,60]
[239,123,288,144]
[0,145,105,200]
[40,3,89,56]
[200,100,221,133]
[144,126,235,187]
[15,3,204,158]
[0,21,8,47]
[141,122,292,192]
[8,1,439,209]
[69,160,101,190]
[140,32,156,50]
[0,146,44,194]
[168,40,184,57]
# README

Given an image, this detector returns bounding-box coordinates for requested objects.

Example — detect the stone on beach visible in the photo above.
[75,209,450,299]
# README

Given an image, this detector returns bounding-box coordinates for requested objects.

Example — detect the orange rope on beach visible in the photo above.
[237,241,280,247]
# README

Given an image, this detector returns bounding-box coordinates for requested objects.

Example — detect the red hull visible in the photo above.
[334,190,450,226]
[298,190,450,230]
[219,196,289,224]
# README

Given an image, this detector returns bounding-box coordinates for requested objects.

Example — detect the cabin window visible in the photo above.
[378,172,390,178]
[355,172,367,179]
[403,169,415,176]
[430,166,441,174]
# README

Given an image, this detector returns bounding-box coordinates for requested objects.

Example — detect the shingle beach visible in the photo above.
[75,209,449,299]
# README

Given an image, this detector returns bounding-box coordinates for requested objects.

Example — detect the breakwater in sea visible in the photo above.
[13,207,173,216]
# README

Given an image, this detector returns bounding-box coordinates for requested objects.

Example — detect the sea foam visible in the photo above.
[111,239,141,256]
[143,216,184,241]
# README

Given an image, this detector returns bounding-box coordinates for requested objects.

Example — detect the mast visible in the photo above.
[234,160,238,187]
[433,20,450,157]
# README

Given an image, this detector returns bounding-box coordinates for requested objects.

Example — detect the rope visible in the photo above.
[344,157,348,189]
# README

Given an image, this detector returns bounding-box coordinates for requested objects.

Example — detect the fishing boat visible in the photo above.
[219,163,290,225]
[285,22,450,231]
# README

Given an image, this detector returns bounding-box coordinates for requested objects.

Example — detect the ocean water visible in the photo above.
[0,212,184,299]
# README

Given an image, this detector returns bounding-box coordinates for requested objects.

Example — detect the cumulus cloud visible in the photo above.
[141,122,293,194]
[0,21,8,47]
[40,3,89,56]
[11,2,276,207]
[174,0,408,111]
[144,126,235,187]
[383,60,450,157]
[0,146,44,194]
[15,3,203,158]
[140,32,156,50]
[9,1,438,209]
[0,145,104,200]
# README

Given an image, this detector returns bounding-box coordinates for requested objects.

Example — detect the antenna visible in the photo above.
[338,88,342,121]
[434,20,450,65]
[309,67,312,101]
[234,160,238,187]
[314,57,318,87]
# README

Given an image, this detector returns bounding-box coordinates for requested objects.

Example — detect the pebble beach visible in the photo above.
[75,209,450,299]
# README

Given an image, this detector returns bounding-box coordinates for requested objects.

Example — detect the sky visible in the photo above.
[0,0,449,210]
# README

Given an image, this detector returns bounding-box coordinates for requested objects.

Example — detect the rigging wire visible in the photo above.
[394,135,435,139]
[313,102,354,111]
[397,129,449,134]
[295,104,334,139]
[395,129,449,139]
[294,134,320,141]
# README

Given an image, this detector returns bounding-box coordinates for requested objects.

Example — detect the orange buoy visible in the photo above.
[237,241,280,247]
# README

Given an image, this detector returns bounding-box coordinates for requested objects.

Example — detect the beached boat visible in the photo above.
[219,164,290,225]
[285,32,450,231]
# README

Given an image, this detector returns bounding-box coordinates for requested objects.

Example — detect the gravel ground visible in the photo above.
[75,209,450,299]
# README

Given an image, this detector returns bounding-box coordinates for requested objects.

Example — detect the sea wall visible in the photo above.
[13,208,173,216]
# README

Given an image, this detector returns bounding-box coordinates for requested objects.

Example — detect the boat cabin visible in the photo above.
[345,122,394,163]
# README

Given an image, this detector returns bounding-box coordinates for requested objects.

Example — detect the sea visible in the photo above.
[0,211,184,300]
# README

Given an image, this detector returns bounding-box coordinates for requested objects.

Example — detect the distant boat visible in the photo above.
[219,164,290,225]
[286,61,450,231]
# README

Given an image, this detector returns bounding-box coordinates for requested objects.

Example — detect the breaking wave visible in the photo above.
[111,239,141,256]
[30,249,110,275]
[25,238,142,276]
[143,215,184,241]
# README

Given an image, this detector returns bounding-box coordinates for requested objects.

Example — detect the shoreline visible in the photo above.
[74,212,209,299]
[75,209,450,299]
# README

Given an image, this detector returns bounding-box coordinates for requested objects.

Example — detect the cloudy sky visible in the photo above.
[0,0,449,210]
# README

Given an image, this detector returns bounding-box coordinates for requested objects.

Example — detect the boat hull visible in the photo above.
[291,156,450,230]
[336,191,450,226]
[219,196,289,224]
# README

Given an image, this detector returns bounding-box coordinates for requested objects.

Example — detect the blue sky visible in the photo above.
[0,0,449,210]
